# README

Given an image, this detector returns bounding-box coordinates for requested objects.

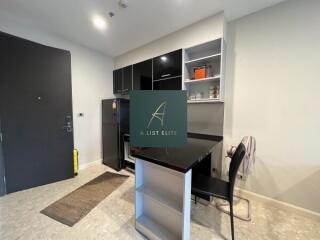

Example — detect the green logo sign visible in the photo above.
[130,90,187,147]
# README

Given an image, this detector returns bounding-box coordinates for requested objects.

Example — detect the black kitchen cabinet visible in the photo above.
[113,66,132,94]
[133,59,152,90]
[153,76,182,90]
[113,69,123,94]
[114,49,182,93]
[123,65,132,94]
[153,49,182,80]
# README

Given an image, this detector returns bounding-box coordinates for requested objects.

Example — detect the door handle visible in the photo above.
[62,122,73,133]
[63,116,73,133]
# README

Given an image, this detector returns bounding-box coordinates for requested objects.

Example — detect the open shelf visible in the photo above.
[137,185,182,215]
[136,215,179,240]
[184,76,220,83]
[184,56,220,73]
[184,39,221,62]
[188,98,223,103]
[184,53,221,64]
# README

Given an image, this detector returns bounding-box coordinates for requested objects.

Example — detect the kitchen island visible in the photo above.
[131,133,222,240]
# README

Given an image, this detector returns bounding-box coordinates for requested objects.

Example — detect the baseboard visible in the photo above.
[79,159,102,171]
[236,188,320,221]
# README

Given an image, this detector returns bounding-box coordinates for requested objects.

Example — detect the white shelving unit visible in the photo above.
[135,159,191,240]
[183,38,225,103]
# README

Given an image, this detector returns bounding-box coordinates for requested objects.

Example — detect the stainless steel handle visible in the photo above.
[153,75,182,81]
[161,74,171,78]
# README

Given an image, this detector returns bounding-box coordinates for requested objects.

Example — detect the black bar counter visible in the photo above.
[131,133,222,173]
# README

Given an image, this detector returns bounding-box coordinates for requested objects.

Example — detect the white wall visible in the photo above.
[115,13,225,68]
[225,0,320,213]
[0,13,114,169]
[115,0,320,213]
[3,0,319,213]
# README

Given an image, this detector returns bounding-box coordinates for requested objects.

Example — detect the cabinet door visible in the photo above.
[133,59,152,90]
[153,77,182,90]
[153,49,182,80]
[113,69,123,94]
[122,65,132,94]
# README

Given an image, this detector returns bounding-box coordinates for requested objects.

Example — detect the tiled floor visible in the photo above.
[0,164,319,240]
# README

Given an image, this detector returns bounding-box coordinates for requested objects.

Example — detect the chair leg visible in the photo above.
[215,195,251,221]
[230,202,235,240]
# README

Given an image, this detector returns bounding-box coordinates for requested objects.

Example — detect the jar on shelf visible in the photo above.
[209,85,214,99]
[195,91,203,100]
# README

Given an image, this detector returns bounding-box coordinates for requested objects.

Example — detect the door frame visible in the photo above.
[0,118,6,196]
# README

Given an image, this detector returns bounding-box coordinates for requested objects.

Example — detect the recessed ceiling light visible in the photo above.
[119,0,128,8]
[92,16,107,31]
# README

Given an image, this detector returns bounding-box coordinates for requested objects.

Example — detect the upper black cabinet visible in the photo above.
[123,65,132,94]
[113,49,182,93]
[113,65,132,94]
[153,49,182,80]
[153,76,182,90]
[133,59,152,90]
[113,69,123,94]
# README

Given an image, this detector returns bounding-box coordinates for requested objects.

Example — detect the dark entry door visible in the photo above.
[0,119,5,196]
[0,32,74,193]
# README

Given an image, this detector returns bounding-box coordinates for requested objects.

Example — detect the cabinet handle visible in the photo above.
[161,74,171,78]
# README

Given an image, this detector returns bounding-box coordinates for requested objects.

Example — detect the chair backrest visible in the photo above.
[228,142,246,201]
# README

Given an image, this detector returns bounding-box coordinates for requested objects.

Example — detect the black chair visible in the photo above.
[192,142,246,240]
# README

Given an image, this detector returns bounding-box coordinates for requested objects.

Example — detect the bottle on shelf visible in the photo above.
[213,85,220,99]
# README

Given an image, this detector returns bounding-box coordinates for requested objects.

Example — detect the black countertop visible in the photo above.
[131,133,222,173]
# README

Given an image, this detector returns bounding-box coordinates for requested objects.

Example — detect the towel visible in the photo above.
[240,136,256,176]
[226,136,256,176]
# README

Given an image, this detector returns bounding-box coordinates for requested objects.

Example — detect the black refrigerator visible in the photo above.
[102,98,129,171]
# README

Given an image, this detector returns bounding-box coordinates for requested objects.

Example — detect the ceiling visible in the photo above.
[0,0,286,56]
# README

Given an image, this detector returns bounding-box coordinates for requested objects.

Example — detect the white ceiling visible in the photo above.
[0,0,286,56]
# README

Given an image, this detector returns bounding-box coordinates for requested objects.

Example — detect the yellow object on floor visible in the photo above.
[73,149,79,176]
